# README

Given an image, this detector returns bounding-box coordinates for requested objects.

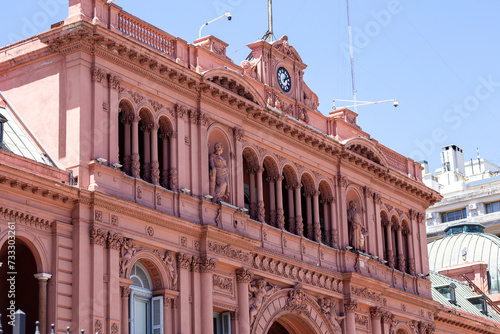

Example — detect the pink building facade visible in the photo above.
[1,1,498,333]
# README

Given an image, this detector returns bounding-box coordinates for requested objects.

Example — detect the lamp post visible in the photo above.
[199,12,232,39]
[332,98,399,111]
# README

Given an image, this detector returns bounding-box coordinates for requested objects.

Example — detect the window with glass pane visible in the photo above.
[486,201,500,214]
[441,208,466,223]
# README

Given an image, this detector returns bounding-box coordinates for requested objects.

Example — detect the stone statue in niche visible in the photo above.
[162,251,178,290]
[347,200,368,252]
[209,142,229,202]
[318,297,344,333]
[248,279,278,324]
[120,239,137,277]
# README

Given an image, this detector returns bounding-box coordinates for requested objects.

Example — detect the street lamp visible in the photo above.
[332,98,398,111]
[199,12,232,39]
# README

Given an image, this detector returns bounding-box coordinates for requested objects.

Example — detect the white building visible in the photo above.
[423,145,500,240]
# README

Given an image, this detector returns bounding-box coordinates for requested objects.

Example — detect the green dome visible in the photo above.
[428,227,500,294]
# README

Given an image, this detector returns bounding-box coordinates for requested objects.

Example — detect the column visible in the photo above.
[142,123,152,182]
[305,192,313,240]
[120,280,133,334]
[122,116,132,175]
[408,211,418,276]
[200,258,217,334]
[364,187,375,254]
[321,198,331,246]
[374,194,384,261]
[169,132,178,190]
[286,184,295,233]
[131,115,141,178]
[294,184,304,237]
[191,258,201,334]
[344,300,358,333]
[275,176,285,229]
[385,221,394,268]
[160,133,169,188]
[107,234,122,334]
[177,253,192,334]
[267,176,276,226]
[256,167,265,223]
[396,225,404,271]
[150,124,160,185]
[329,197,338,248]
[34,273,52,334]
[338,176,348,248]
[369,307,383,334]
[313,191,321,243]
[163,295,173,334]
[381,312,394,333]
[109,76,121,164]
[235,268,253,334]
[249,169,257,220]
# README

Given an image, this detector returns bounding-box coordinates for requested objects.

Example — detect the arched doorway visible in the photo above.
[129,262,163,334]
[267,314,319,334]
[0,240,39,334]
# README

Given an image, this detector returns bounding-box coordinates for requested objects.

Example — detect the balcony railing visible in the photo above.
[118,11,175,57]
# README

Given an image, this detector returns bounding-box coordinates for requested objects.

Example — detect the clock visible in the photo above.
[277,67,291,92]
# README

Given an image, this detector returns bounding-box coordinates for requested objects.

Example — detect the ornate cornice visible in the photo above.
[0,206,54,231]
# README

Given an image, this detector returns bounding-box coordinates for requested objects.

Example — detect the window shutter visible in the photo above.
[221,312,231,334]
[152,296,164,334]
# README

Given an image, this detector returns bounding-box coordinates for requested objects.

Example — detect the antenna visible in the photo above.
[268,0,273,42]
[346,0,357,113]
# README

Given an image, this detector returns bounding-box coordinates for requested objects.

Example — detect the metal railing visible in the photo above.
[460,274,500,315]
[0,311,88,334]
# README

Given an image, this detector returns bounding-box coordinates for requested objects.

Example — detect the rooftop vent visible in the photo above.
[444,222,484,236]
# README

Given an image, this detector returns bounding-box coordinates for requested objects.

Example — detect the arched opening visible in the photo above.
[300,173,317,241]
[402,221,410,274]
[118,100,134,176]
[0,240,39,334]
[266,314,318,334]
[319,181,333,246]
[282,164,299,235]
[138,108,154,183]
[391,216,400,270]
[243,148,259,220]
[380,211,390,264]
[158,116,173,189]
[263,157,279,226]
[129,262,163,334]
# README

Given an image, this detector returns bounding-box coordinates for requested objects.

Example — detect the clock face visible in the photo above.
[277,67,291,92]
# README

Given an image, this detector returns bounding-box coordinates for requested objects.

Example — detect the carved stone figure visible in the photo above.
[347,200,368,252]
[248,279,277,323]
[319,297,344,332]
[209,142,229,202]
[120,239,137,277]
[162,251,178,290]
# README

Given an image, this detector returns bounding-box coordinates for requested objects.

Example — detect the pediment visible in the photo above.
[272,35,302,63]
[202,69,265,107]
[343,137,389,167]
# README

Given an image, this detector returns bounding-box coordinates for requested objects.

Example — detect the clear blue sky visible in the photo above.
[2,0,500,172]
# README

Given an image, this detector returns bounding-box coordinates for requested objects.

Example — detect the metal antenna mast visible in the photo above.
[346,0,357,112]
[267,0,273,42]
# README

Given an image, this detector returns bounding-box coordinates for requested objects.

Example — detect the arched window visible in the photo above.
[129,262,163,334]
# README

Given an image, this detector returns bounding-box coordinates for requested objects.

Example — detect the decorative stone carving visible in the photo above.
[257,201,265,223]
[169,168,178,190]
[213,274,233,293]
[129,91,144,104]
[94,320,102,334]
[318,297,344,332]
[235,268,253,283]
[161,250,178,290]
[344,300,358,313]
[90,226,108,246]
[249,279,278,323]
[338,176,348,188]
[94,210,103,222]
[148,99,164,112]
[347,200,367,252]
[177,253,192,270]
[91,67,107,83]
[351,286,382,302]
[370,307,383,319]
[146,226,154,237]
[208,241,251,262]
[355,314,369,327]
[108,74,122,91]
[233,127,244,141]
[107,232,123,250]
[199,257,217,273]
[209,142,230,202]
[131,153,140,178]
[121,286,131,297]
[120,238,137,278]
[111,323,119,334]
[111,214,118,226]
[284,284,309,314]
